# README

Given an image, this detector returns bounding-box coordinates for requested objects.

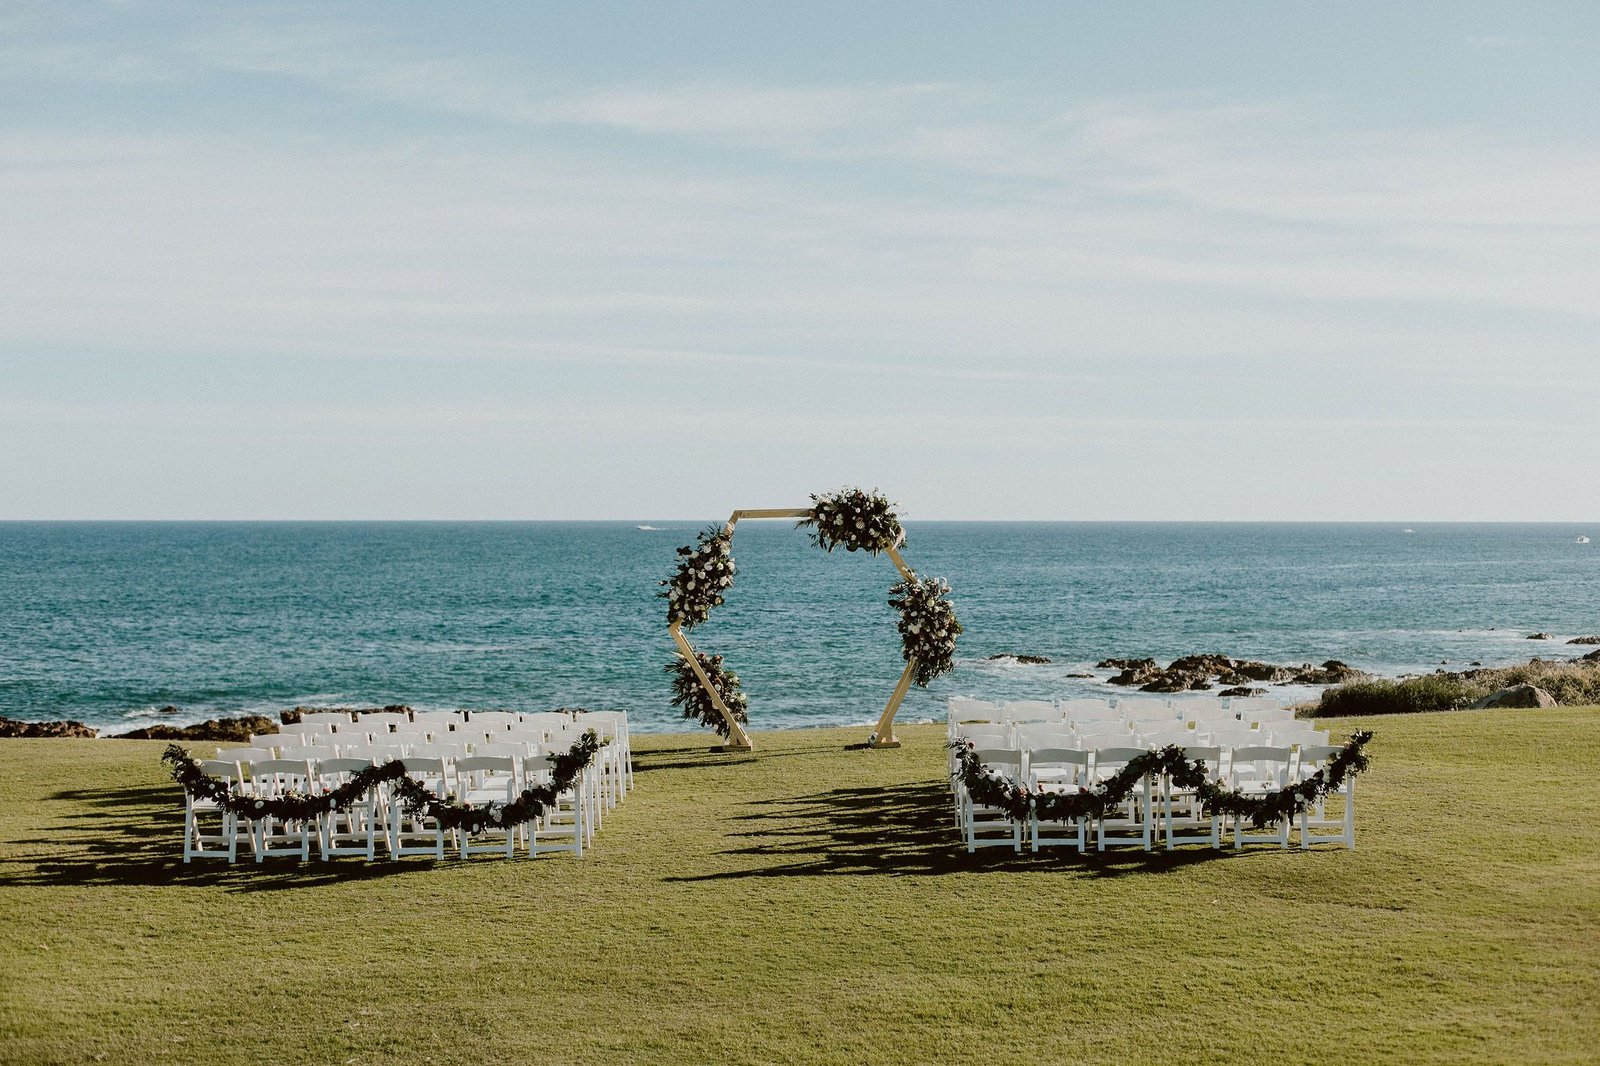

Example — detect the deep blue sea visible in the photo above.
[1,522,1597,734]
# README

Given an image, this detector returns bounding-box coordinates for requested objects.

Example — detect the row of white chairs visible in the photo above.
[266,708,633,810]
[184,749,596,864]
[952,719,1331,758]
[954,742,1356,854]
[949,696,1297,735]
[183,709,633,864]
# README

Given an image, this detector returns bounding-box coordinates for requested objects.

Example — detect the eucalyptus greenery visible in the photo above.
[162,731,602,835]
[797,487,904,554]
[666,651,750,737]
[952,731,1374,828]
[889,575,962,686]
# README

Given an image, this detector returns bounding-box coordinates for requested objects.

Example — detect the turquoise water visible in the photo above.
[1,522,1596,733]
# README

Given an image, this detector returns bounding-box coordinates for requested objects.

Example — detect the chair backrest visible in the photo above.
[215,746,273,766]
[970,747,1022,773]
[359,710,411,729]
[1178,745,1222,772]
[412,710,465,725]
[1119,699,1174,722]
[455,755,516,777]
[249,758,313,791]
[470,711,520,731]
[1206,728,1260,748]
[1272,725,1330,749]
[299,710,355,725]
[1013,724,1075,751]
[1227,697,1281,714]
[1296,744,1342,765]
[1028,747,1090,782]
[247,733,283,750]
[398,756,446,775]
[1060,698,1112,717]
[1003,700,1059,724]
[1179,696,1225,716]
[956,723,1011,746]
[1075,729,1132,748]
[1093,746,1150,767]
[196,759,244,783]
[361,744,410,763]
[519,712,574,732]
[1140,728,1195,749]
[274,744,331,761]
[315,757,373,776]
[1229,745,1292,783]
[473,741,528,761]
[948,698,1002,724]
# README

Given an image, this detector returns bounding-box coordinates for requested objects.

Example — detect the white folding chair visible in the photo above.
[1060,698,1113,719]
[453,756,520,859]
[947,698,1002,741]
[1294,744,1356,849]
[1027,748,1089,852]
[960,747,1024,853]
[527,751,585,858]
[1228,746,1293,849]
[245,758,314,862]
[298,710,355,729]
[387,758,448,859]
[1013,724,1075,753]
[314,758,378,861]
[1091,747,1153,850]
[469,711,520,732]
[1163,745,1221,849]
[182,759,248,863]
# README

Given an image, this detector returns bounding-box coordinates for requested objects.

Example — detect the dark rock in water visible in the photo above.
[157,704,180,715]
[1581,649,1600,662]
[1167,653,1235,675]
[1065,672,1095,679]
[1470,661,1482,666]
[1140,672,1213,693]
[1470,684,1557,709]
[1526,633,1553,640]
[1232,660,1297,682]
[1107,659,1160,686]
[281,704,411,725]
[1097,657,1154,670]
[986,654,1052,665]
[1566,636,1600,645]
[1288,660,1370,685]
[113,715,277,742]
[1218,686,1267,697]
[0,715,97,739]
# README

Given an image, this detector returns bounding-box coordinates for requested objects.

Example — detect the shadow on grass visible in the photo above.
[666,782,1243,881]
[0,784,491,892]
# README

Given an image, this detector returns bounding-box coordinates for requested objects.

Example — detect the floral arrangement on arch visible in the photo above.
[666,651,750,737]
[660,525,735,629]
[797,488,904,555]
[889,575,962,687]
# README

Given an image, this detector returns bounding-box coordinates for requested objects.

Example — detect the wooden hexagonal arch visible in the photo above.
[667,507,920,752]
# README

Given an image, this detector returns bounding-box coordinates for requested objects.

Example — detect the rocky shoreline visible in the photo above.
[6,647,1599,739]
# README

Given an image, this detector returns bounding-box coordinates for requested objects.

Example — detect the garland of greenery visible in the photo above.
[665,651,749,737]
[889,575,962,686]
[952,731,1373,829]
[796,487,904,554]
[162,732,601,835]
[660,525,736,629]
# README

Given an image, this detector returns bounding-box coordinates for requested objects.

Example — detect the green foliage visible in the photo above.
[1316,658,1600,716]
[665,652,749,736]
[660,525,735,629]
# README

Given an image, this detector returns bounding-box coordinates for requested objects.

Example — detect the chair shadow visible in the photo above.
[666,782,1244,881]
[0,784,471,892]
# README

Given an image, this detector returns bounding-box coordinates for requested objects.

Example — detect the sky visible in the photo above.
[2,1,1597,521]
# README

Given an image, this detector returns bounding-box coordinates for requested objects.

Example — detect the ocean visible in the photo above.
[1,521,1596,734]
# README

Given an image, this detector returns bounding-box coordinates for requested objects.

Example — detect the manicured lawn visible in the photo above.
[2,708,1597,1064]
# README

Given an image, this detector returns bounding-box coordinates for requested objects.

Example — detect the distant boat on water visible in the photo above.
[637,524,664,531]
[1402,528,1415,534]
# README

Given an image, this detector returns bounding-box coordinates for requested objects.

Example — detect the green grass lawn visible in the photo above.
[2,708,1597,1065]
